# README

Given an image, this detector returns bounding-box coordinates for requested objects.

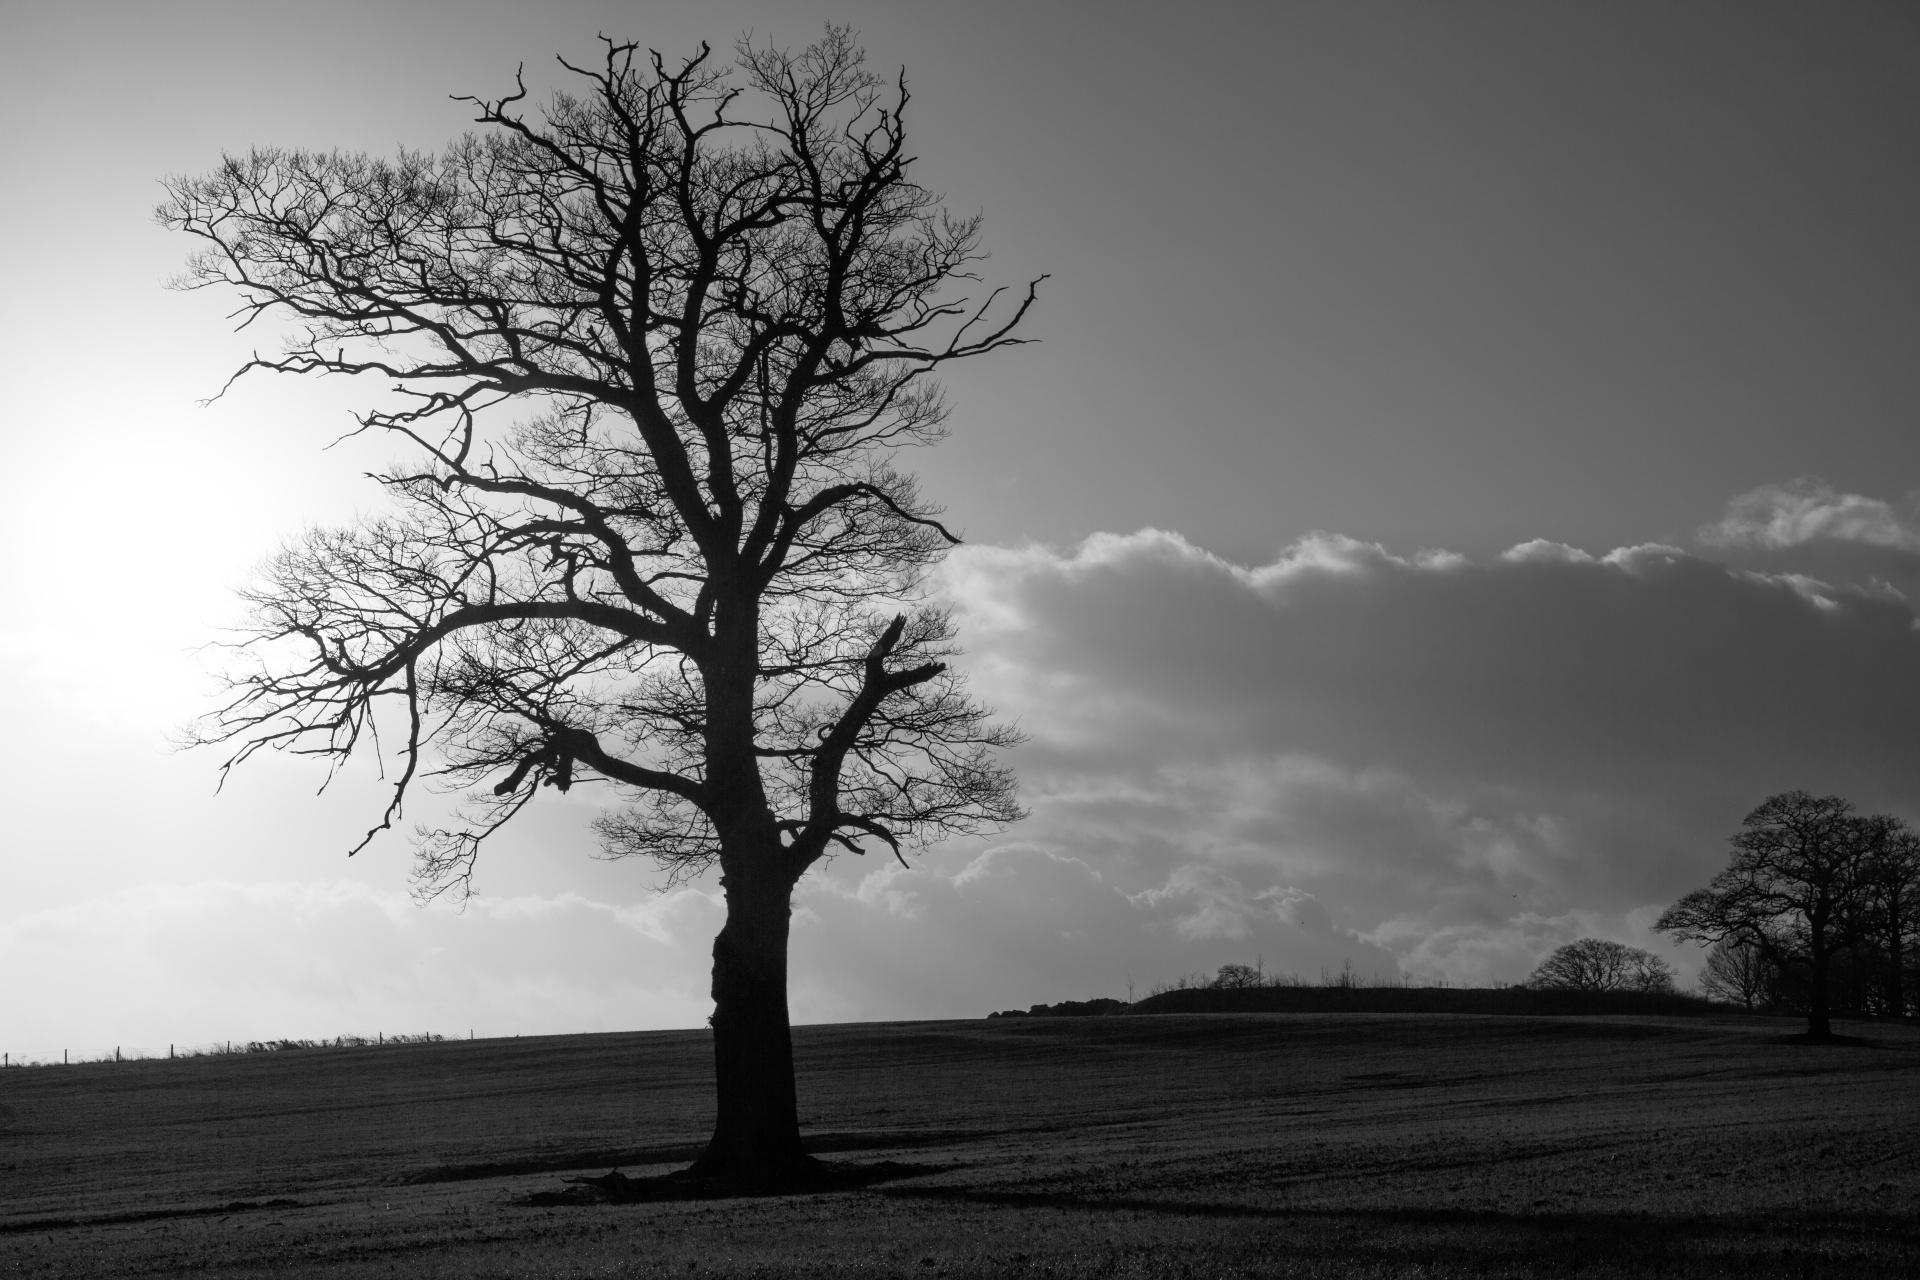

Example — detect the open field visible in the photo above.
[2,1011,1918,1277]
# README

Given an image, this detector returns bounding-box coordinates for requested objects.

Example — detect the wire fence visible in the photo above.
[0,1031,468,1068]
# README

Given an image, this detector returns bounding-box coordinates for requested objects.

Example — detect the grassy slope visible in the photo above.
[2,1012,1917,1277]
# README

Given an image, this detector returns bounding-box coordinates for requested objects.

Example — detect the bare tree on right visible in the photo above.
[1657,791,1889,1039]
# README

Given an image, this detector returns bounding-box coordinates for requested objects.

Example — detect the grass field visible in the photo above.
[2,1011,1917,1277]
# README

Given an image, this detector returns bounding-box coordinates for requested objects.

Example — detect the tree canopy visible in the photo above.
[1523,938,1674,994]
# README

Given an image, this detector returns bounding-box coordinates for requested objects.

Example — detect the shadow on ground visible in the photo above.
[529,1159,945,1205]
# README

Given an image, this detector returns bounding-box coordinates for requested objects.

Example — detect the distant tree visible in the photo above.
[1212,963,1264,990]
[160,30,1035,1187]
[1697,938,1781,1011]
[1525,938,1676,994]
[1657,792,1881,1039]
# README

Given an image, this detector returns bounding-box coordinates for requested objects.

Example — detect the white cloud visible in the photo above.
[1703,476,1920,552]
[1500,538,1596,564]
[1695,478,1920,606]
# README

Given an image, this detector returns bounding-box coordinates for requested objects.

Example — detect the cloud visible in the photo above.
[1702,477,1920,552]
[1694,478,1920,606]
[933,527,1920,986]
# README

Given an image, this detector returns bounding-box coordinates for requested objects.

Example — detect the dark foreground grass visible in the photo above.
[2,1012,1917,1276]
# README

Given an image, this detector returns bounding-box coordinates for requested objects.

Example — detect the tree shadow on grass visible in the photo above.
[1768,1032,1875,1047]
[421,1128,988,1188]
[526,1159,946,1205]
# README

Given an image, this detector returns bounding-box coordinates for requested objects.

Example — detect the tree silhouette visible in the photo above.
[1657,792,1882,1040]
[160,29,1035,1187]
[1697,938,1781,1011]
[1212,963,1265,990]
[1523,938,1674,993]
[1862,821,1920,1017]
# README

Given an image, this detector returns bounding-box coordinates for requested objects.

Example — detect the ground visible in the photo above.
[2,1012,1917,1276]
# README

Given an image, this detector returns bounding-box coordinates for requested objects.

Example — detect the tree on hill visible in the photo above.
[1657,791,1884,1040]
[1212,963,1266,990]
[160,29,1034,1188]
[1524,938,1675,994]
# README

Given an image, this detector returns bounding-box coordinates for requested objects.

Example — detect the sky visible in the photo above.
[3,1,1918,1058]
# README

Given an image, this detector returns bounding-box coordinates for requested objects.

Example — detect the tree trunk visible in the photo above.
[1887,885,1906,1020]
[686,849,814,1187]
[1806,946,1833,1039]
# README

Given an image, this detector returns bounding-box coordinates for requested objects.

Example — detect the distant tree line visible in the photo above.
[988,998,1128,1019]
[1146,959,1406,997]
[1658,791,1920,1039]
[990,961,1437,1016]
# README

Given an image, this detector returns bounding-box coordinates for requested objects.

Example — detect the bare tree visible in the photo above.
[1212,963,1264,990]
[159,29,1035,1187]
[1657,792,1881,1040]
[1524,938,1675,994]
[1862,820,1920,1018]
[1697,938,1781,1011]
